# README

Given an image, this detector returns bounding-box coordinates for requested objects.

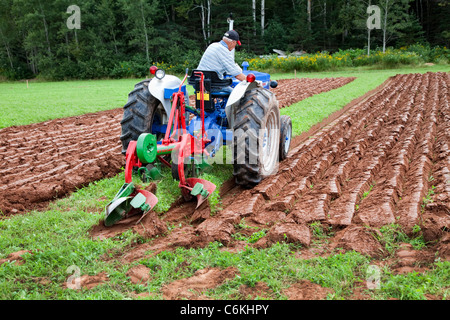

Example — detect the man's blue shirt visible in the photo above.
[197,40,242,79]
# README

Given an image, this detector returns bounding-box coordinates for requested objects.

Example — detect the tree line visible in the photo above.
[0,0,448,80]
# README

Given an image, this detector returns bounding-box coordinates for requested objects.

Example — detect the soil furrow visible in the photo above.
[253,75,410,222]
[324,74,419,225]
[393,73,440,229]
[352,73,430,227]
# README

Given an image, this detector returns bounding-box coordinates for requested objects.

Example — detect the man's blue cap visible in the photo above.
[224,30,241,45]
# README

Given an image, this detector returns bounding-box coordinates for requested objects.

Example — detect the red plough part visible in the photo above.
[104,141,158,227]
[104,71,216,226]
[160,71,216,208]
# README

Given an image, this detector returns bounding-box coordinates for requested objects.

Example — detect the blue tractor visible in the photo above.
[104,63,292,226]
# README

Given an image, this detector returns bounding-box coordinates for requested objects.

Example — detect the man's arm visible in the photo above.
[219,51,244,81]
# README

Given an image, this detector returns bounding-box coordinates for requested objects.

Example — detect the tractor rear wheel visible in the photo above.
[233,87,280,188]
[120,79,166,154]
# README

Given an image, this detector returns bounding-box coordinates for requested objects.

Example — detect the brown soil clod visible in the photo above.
[282,280,334,300]
[161,267,238,300]
[0,250,32,266]
[126,264,152,284]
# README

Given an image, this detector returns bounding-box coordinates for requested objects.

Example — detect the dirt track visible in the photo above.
[90,72,450,265]
[0,77,353,215]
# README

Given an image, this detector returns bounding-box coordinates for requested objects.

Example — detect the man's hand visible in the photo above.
[235,73,246,81]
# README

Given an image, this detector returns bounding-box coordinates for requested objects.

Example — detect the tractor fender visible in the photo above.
[148,75,183,117]
[225,80,258,127]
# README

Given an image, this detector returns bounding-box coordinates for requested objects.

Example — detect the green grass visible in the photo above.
[1,64,450,300]
[0,76,198,129]
[377,223,428,253]
[0,208,132,299]
[0,181,447,300]
[1,196,448,299]
[140,242,372,299]
[0,79,139,129]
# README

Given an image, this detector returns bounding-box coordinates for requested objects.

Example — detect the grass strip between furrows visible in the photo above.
[1,65,449,300]
[274,64,450,136]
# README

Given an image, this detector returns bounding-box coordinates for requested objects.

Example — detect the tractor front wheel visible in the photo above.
[279,115,292,161]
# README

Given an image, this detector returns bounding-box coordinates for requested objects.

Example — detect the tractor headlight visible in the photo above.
[155,69,165,80]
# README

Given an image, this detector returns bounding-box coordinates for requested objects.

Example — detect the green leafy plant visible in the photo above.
[377,224,427,253]
[421,185,436,212]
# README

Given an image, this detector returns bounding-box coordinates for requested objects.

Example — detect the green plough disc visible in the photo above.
[136,133,157,164]
[104,183,136,227]
[191,182,210,198]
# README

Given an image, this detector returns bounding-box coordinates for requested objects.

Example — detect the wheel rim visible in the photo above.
[261,109,279,174]
[284,124,292,154]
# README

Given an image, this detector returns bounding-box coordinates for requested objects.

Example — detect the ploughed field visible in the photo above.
[0,76,354,215]
[251,72,449,243]
[0,109,124,214]
[1,73,448,263]
[90,72,449,264]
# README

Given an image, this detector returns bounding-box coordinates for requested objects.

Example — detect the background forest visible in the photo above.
[0,0,448,80]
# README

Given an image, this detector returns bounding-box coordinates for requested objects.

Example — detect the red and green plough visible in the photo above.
[104,71,216,226]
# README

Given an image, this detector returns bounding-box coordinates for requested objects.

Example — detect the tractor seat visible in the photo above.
[188,70,233,91]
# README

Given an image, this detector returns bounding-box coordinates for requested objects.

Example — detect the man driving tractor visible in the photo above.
[197,30,246,86]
